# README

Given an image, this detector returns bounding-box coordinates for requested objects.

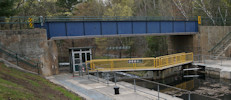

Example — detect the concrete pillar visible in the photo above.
[40,40,59,76]
[161,70,165,79]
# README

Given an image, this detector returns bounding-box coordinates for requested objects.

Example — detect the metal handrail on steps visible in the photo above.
[208,32,231,54]
[0,43,42,74]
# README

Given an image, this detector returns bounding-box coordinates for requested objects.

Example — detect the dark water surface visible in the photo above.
[122,75,231,100]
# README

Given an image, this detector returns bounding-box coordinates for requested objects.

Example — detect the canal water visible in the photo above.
[121,75,231,100]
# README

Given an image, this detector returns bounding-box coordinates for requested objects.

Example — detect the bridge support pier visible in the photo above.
[161,70,165,79]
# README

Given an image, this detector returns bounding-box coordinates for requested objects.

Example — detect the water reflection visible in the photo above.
[219,94,231,100]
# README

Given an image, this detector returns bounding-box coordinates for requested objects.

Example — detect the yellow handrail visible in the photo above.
[86,52,193,72]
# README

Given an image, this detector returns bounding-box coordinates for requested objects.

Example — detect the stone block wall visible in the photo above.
[0,29,58,76]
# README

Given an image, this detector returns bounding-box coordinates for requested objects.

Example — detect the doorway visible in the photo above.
[69,47,92,73]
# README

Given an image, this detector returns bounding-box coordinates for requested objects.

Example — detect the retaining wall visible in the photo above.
[0,29,58,76]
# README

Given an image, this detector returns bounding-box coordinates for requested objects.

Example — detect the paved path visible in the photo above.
[46,73,182,100]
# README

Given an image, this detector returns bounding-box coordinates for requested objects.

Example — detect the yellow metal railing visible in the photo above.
[86,52,193,72]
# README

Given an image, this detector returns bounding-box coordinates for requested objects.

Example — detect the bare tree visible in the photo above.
[172,0,189,20]
[218,6,228,25]
[193,0,216,25]
[153,0,156,9]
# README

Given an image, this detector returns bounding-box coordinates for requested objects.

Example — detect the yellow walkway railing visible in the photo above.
[86,52,193,72]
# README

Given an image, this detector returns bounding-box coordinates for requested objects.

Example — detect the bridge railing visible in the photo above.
[44,16,198,22]
[1,16,231,29]
[42,16,231,25]
[0,16,40,30]
[86,52,193,72]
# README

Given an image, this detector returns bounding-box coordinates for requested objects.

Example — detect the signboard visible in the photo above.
[198,16,201,25]
[128,59,142,63]
[59,62,70,66]
[28,17,33,28]
[107,46,131,50]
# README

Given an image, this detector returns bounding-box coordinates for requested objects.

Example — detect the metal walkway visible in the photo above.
[87,52,193,72]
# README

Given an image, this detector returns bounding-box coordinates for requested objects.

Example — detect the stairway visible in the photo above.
[209,32,231,59]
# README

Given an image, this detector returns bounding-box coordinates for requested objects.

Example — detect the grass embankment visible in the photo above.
[0,62,82,100]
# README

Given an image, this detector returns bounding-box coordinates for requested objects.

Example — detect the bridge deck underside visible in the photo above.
[50,32,198,40]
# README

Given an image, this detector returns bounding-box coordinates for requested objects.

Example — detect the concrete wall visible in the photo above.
[168,26,231,56]
[194,26,231,55]
[144,65,182,80]
[224,46,231,57]
[0,29,58,76]
[0,29,47,59]
[167,35,193,54]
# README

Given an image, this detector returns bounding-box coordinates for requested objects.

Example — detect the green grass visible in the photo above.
[0,78,35,100]
[94,56,109,59]
[0,78,21,88]
[54,86,81,100]
[0,62,82,100]
[37,77,81,100]
[0,64,40,87]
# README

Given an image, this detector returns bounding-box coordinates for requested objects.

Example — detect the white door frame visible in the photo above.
[71,48,92,72]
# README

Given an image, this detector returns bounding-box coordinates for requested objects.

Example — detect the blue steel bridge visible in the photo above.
[34,16,199,39]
